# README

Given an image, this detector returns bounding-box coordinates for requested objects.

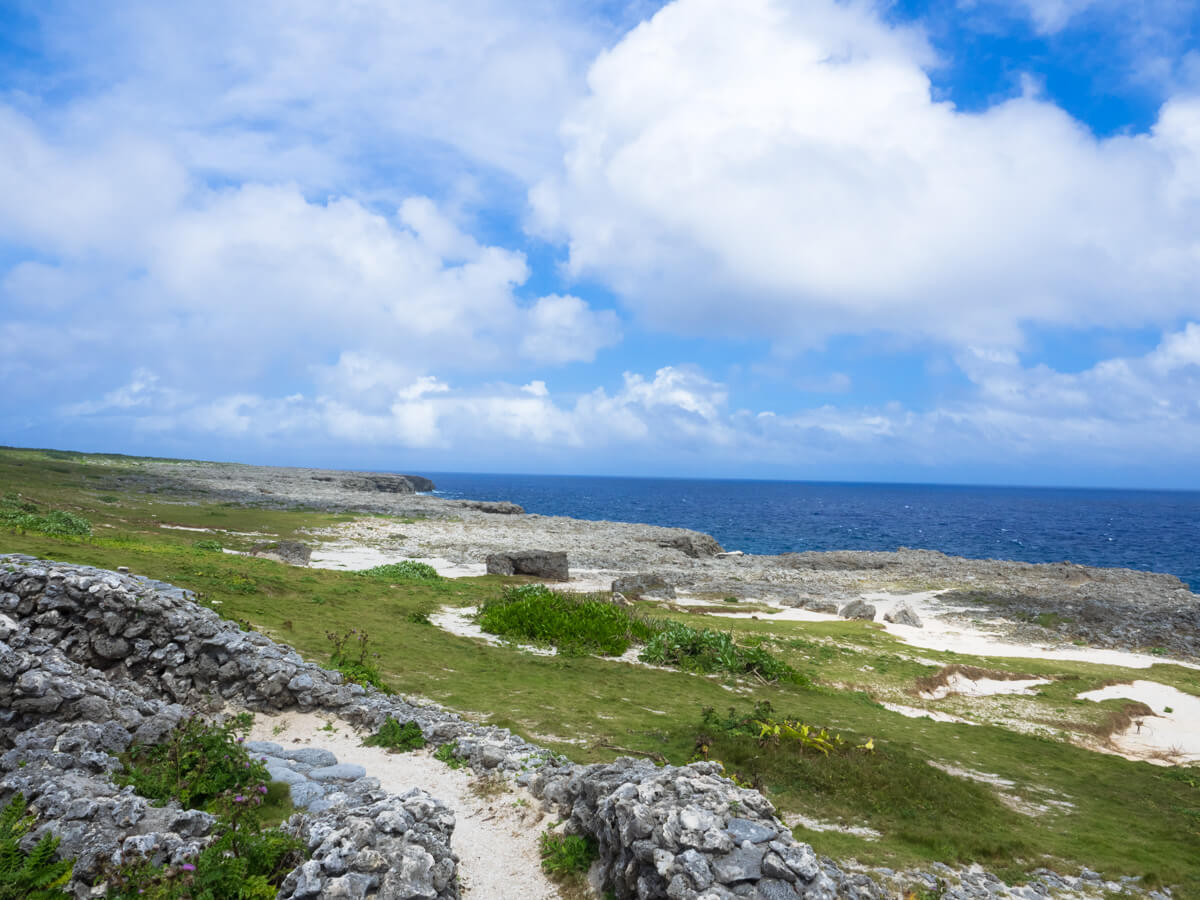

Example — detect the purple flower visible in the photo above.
[181,863,196,872]
[258,785,268,794]
[234,794,245,803]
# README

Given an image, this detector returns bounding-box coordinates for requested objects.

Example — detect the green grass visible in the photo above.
[362,717,426,752]
[4,445,1200,897]
[356,560,442,582]
[477,584,658,655]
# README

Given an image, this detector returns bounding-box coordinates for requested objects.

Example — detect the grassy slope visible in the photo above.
[2,447,1198,896]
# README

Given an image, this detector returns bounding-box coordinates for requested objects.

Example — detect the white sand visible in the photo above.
[878,702,976,725]
[309,545,486,578]
[247,711,558,899]
[428,607,556,656]
[868,591,1200,671]
[784,812,881,840]
[1076,681,1200,764]
[919,673,1050,700]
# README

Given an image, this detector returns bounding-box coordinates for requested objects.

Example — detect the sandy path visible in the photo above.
[247,711,559,899]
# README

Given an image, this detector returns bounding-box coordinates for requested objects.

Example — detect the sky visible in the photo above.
[1,0,1200,488]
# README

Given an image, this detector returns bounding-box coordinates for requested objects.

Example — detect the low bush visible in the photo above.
[639,621,805,684]
[433,742,467,769]
[539,830,596,878]
[0,794,73,899]
[476,585,657,655]
[363,717,426,753]
[193,539,223,552]
[326,628,391,693]
[355,561,441,582]
[0,495,91,537]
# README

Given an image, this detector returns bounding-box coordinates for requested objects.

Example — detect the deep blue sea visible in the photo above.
[421,473,1200,591]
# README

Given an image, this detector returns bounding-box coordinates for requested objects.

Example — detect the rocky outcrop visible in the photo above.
[612,573,676,600]
[883,603,922,628]
[338,474,435,494]
[485,551,569,581]
[838,600,876,621]
[250,540,313,566]
[449,500,524,515]
[656,532,725,559]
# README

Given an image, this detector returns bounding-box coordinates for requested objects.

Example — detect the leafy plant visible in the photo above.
[115,714,271,812]
[363,717,426,753]
[356,561,442,582]
[639,621,804,684]
[0,794,73,899]
[193,539,223,552]
[103,787,305,900]
[326,628,391,693]
[0,495,91,537]
[476,584,658,655]
[539,830,596,878]
[433,743,467,769]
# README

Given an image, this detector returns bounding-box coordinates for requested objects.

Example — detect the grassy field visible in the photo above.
[2,446,1199,896]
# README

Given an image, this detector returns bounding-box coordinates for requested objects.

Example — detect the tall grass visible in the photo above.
[476,584,656,655]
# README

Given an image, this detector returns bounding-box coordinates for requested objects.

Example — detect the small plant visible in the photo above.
[0,794,73,899]
[469,773,510,800]
[0,495,92,538]
[639,621,804,683]
[115,713,271,812]
[434,743,467,769]
[406,608,434,625]
[723,596,740,603]
[539,830,597,879]
[326,628,391,693]
[476,584,658,655]
[193,539,223,552]
[356,561,442,582]
[363,717,426,753]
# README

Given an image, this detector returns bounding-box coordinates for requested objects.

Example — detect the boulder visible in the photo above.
[883,602,923,628]
[612,573,676,600]
[839,600,876,621]
[485,551,569,581]
[657,532,725,558]
[802,599,839,614]
[249,541,312,566]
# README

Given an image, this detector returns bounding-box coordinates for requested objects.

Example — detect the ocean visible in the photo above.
[422,473,1200,591]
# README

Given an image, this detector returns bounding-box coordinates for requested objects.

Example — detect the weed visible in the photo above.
[115,713,271,812]
[356,561,442,582]
[326,628,391,693]
[0,495,91,537]
[0,794,73,898]
[469,773,510,800]
[723,596,740,603]
[362,717,426,753]
[640,621,804,684]
[192,539,223,552]
[434,743,467,769]
[477,585,657,656]
[539,830,596,879]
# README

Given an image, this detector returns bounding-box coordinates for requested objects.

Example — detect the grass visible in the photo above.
[476,584,658,655]
[356,560,442,582]
[362,717,426,752]
[3,445,1200,897]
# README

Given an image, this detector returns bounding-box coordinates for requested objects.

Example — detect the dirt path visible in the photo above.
[247,711,560,900]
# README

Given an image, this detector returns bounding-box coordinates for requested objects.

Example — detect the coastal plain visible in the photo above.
[2,446,1199,898]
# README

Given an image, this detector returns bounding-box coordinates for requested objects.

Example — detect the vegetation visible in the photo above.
[539,829,597,891]
[0,493,91,537]
[0,795,72,899]
[326,628,391,693]
[356,560,442,582]
[4,446,1200,896]
[476,584,658,655]
[639,620,805,684]
[116,714,273,812]
[363,717,427,752]
[433,743,467,769]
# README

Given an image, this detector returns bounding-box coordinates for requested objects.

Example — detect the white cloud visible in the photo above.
[519,294,622,364]
[532,0,1200,349]
[56,325,1200,474]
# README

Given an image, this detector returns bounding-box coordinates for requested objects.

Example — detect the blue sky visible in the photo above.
[2,0,1200,487]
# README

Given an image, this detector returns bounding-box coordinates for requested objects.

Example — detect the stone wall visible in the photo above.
[0,555,876,899]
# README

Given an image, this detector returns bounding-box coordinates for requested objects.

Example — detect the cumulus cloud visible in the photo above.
[57,324,1200,475]
[531,0,1200,349]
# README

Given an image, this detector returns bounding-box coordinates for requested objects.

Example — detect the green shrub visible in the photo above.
[193,539,223,552]
[363,717,426,753]
[476,585,658,656]
[326,629,391,693]
[0,496,91,537]
[115,714,271,812]
[639,621,804,684]
[539,830,596,877]
[355,561,441,582]
[0,794,73,899]
[433,743,467,769]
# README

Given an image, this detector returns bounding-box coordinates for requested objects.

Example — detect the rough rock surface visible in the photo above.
[250,540,313,566]
[485,551,569,581]
[883,603,922,627]
[612,573,677,600]
[839,600,876,621]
